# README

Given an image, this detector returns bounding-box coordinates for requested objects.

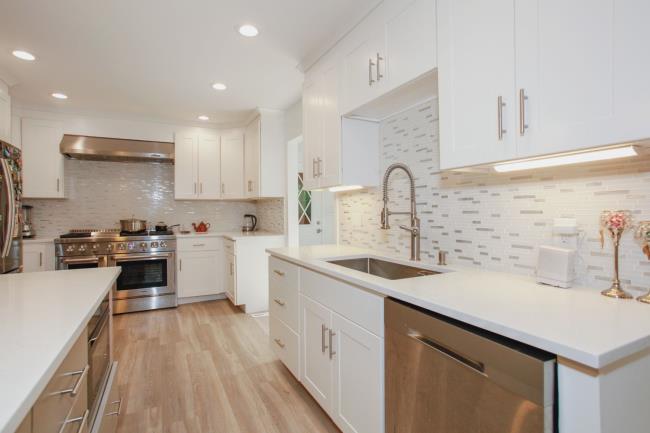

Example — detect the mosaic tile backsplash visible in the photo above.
[339,99,650,293]
[25,159,284,238]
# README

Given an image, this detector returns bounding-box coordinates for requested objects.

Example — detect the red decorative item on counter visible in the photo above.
[192,221,211,233]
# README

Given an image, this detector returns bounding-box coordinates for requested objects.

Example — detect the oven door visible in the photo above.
[109,252,175,300]
[58,255,108,270]
[88,307,111,418]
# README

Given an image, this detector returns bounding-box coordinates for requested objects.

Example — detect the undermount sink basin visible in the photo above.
[327,257,441,280]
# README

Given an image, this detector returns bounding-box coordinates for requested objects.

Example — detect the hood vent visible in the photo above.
[60,135,174,163]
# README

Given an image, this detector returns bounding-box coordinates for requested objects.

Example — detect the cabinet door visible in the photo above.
[515,0,650,157]
[177,251,223,298]
[384,0,437,89]
[22,118,65,198]
[23,244,45,272]
[302,78,322,190]
[437,0,517,169]
[225,253,237,304]
[0,87,10,143]
[300,295,333,413]
[331,312,384,433]
[244,117,260,198]
[220,132,245,199]
[197,134,221,199]
[174,132,198,200]
[318,64,342,189]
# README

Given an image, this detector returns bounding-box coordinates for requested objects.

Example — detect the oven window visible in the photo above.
[116,259,168,291]
[68,263,99,270]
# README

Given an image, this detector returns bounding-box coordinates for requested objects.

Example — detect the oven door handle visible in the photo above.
[62,257,102,265]
[110,253,173,263]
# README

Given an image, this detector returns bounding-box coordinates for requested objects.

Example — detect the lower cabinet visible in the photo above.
[177,237,224,299]
[225,252,236,304]
[23,241,55,272]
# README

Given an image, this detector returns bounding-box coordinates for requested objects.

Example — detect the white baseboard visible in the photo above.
[178,293,227,305]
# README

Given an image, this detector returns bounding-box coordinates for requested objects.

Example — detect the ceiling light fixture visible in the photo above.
[12,50,36,61]
[493,146,639,173]
[51,92,68,100]
[198,115,209,121]
[212,82,227,91]
[329,185,364,193]
[238,24,259,37]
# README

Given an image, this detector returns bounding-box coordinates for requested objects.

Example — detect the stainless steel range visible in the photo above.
[55,229,177,314]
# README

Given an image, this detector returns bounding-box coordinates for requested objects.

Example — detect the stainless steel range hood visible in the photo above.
[60,135,174,163]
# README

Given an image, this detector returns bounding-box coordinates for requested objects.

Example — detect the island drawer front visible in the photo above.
[301,268,384,337]
[95,362,120,433]
[269,257,300,331]
[60,379,89,433]
[270,316,300,379]
[177,237,222,252]
[33,329,89,433]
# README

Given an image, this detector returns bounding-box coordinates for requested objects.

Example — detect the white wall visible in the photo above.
[284,100,302,142]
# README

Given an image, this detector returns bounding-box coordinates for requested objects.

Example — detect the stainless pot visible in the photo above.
[119,218,147,233]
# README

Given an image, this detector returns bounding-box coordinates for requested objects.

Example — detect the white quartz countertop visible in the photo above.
[0,267,121,433]
[176,231,284,241]
[267,244,650,369]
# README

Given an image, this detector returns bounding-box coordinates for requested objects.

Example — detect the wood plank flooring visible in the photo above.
[113,300,340,433]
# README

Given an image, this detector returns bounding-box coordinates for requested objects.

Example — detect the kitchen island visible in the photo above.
[268,244,650,433]
[0,267,121,433]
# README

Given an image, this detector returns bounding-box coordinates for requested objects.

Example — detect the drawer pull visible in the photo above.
[273,298,286,307]
[273,269,285,277]
[274,338,285,348]
[55,364,89,396]
[106,398,123,416]
[192,243,205,247]
[58,409,88,433]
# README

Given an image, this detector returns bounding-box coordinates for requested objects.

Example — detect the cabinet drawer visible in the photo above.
[33,330,89,433]
[177,237,222,252]
[270,316,300,379]
[269,257,300,331]
[60,379,89,433]
[223,239,235,255]
[95,362,120,433]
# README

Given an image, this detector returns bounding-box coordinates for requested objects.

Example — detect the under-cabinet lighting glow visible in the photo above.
[493,146,638,173]
[198,115,209,121]
[329,185,364,192]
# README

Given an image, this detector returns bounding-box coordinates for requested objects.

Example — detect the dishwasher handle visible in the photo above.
[408,330,486,376]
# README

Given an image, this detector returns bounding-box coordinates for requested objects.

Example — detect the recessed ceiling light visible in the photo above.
[51,92,68,100]
[198,115,209,121]
[12,50,35,61]
[212,82,227,91]
[238,24,259,37]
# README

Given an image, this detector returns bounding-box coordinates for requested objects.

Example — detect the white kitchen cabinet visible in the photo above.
[244,117,260,198]
[243,110,286,199]
[0,80,11,143]
[438,0,650,170]
[437,0,517,169]
[224,252,236,303]
[23,241,55,272]
[22,118,65,198]
[174,130,220,200]
[302,63,380,191]
[177,237,223,299]
[220,131,245,199]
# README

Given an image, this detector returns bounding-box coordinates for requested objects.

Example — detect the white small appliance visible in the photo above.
[536,245,576,288]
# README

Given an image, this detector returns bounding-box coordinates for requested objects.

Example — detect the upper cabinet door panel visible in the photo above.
[22,118,65,198]
[437,0,517,169]
[515,0,650,156]
[220,132,245,199]
[318,64,342,189]
[197,134,221,199]
[244,118,260,198]
[384,0,437,89]
[302,78,322,190]
[174,132,198,200]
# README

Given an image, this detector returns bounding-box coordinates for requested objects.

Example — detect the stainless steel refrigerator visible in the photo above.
[0,140,22,273]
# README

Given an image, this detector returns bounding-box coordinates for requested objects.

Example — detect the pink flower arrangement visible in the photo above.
[600,210,632,248]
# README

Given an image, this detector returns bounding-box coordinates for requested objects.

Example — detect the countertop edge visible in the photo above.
[1,268,121,433]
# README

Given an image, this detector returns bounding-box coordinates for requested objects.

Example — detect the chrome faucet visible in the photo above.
[380,163,420,261]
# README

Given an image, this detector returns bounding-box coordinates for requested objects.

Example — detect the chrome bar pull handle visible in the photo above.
[274,338,285,348]
[312,158,318,179]
[221,183,225,194]
[55,364,89,396]
[317,157,323,177]
[376,53,384,81]
[179,259,182,272]
[497,96,506,140]
[200,182,203,194]
[58,409,89,433]
[321,324,328,353]
[106,399,123,417]
[328,329,336,359]
[519,89,529,136]
[273,298,285,306]
[273,269,285,277]
[369,58,376,86]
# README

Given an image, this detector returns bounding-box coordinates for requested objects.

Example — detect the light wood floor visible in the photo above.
[113,300,340,433]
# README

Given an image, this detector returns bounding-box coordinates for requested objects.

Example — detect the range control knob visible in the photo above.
[92,243,100,251]
[127,242,135,250]
[117,243,126,251]
[78,244,87,253]
[151,242,159,248]
[140,242,147,250]
[107,243,114,251]
[65,245,75,253]
[160,241,167,248]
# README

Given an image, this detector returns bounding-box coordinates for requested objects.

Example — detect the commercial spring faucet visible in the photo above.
[380,163,420,261]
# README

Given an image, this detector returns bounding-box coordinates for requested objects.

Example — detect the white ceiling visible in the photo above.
[0,0,379,126]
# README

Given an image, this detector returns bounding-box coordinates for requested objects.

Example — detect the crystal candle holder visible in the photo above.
[600,210,633,299]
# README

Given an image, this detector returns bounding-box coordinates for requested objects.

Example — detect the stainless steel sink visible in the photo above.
[327,257,441,280]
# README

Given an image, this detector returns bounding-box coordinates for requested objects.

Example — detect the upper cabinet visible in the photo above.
[341,0,437,115]
[243,110,285,199]
[0,80,10,143]
[22,118,65,198]
[220,130,245,199]
[244,117,261,198]
[174,130,220,200]
[438,0,650,170]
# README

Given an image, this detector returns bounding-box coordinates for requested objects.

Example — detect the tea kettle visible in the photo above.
[192,221,211,233]
[242,214,257,232]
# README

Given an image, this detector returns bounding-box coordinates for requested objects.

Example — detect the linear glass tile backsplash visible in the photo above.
[338,99,650,293]
[25,159,284,238]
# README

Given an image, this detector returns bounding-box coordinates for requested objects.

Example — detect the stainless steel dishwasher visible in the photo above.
[385,298,556,433]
